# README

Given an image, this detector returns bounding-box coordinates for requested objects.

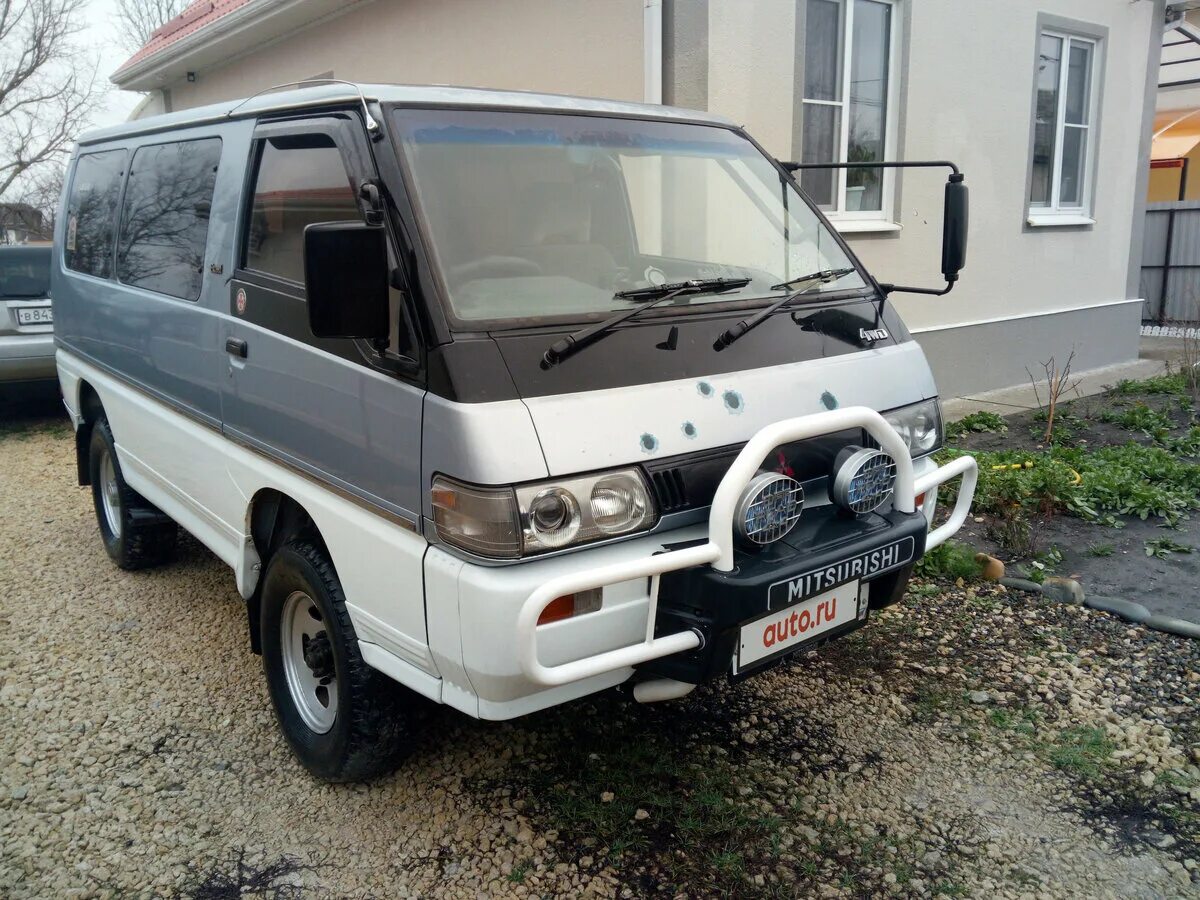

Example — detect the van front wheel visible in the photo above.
[88,417,177,570]
[260,538,414,781]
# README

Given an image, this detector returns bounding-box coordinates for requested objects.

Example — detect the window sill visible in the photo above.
[1026,213,1095,228]
[830,220,903,234]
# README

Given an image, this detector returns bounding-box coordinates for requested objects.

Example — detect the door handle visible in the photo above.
[225,337,248,358]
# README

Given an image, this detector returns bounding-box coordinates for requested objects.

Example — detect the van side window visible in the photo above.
[65,150,127,279]
[243,136,362,283]
[117,138,222,301]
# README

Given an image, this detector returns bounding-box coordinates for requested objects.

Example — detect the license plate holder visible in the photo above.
[734,580,862,673]
[15,307,52,326]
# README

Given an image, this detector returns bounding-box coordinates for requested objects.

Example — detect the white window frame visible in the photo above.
[1027,29,1099,226]
[799,0,901,226]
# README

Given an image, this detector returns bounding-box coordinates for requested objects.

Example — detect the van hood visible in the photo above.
[520,340,937,476]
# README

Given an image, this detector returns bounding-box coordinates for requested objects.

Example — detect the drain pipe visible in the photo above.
[633,677,696,704]
[643,0,663,105]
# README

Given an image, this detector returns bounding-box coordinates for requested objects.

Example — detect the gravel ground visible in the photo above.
[2,413,1199,899]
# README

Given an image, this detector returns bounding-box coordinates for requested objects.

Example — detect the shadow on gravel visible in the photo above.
[0,381,64,428]
[185,849,311,899]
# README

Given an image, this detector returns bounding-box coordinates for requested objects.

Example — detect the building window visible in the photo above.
[1029,29,1097,222]
[799,0,896,219]
[117,138,222,300]
[64,149,127,279]
[243,135,361,284]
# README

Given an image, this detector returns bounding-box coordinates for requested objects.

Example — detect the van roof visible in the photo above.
[79,82,737,145]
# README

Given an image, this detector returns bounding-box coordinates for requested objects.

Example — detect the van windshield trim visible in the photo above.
[385,105,876,333]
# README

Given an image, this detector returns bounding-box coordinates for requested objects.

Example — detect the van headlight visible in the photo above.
[883,399,943,457]
[431,468,657,558]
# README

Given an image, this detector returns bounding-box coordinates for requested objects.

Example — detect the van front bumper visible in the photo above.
[515,406,977,690]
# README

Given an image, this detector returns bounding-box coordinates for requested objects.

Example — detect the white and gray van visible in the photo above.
[53,83,977,781]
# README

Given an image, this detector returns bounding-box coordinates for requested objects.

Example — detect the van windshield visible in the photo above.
[392,109,866,326]
[0,248,50,298]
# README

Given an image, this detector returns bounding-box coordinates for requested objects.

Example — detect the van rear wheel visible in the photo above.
[88,417,177,570]
[260,538,414,781]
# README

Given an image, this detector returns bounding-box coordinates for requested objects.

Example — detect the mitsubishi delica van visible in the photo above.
[52,82,978,781]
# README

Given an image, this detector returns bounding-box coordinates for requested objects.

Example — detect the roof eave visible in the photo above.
[111,0,349,92]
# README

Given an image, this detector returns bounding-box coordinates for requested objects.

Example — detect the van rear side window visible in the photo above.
[244,136,361,284]
[117,138,222,301]
[65,150,126,279]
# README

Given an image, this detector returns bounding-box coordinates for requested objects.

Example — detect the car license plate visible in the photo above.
[15,307,52,326]
[736,580,861,672]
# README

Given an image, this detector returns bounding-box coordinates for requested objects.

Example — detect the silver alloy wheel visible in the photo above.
[98,448,122,538]
[280,590,338,734]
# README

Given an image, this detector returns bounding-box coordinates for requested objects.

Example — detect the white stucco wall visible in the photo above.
[165,0,645,110]
[702,0,1155,336]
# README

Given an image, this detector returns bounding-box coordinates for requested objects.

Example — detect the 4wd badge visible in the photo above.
[859,327,888,345]
[235,288,247,315]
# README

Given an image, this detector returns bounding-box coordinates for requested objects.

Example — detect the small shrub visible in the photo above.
[914,540,981,581]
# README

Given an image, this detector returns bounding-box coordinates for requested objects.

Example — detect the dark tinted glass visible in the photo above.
[65,150,126,278]
[0,248,51,297]
[244,136,361,283]
[117,138,221,300]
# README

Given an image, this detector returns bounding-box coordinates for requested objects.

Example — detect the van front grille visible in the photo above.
[651,468,688,512]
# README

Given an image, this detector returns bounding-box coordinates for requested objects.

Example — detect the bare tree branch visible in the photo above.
[113,0,189,56]
[0,0,102,204]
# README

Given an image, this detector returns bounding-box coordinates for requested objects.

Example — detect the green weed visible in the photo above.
[1112,372,1189,396]
[946,410,1008,441]
[1145,537,1194,559]
[914,540,981,581]
[1086,543,1114,557]
[1099,404,1174,441]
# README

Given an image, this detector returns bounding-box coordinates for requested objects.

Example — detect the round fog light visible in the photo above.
[832,447,896,515]
[734,472,804,546]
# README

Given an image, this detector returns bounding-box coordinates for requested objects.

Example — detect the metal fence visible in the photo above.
[1141,200,1200,324]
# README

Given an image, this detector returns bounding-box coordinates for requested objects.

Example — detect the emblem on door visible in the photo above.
[235,288,247,315]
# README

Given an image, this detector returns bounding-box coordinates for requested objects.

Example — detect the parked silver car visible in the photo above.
[0,245,54,384]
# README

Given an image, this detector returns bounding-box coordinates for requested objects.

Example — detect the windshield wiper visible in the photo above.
[540,277,750,369]
[712,267,856,351]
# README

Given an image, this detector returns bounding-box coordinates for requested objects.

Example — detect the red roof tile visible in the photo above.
[115,0,255,74]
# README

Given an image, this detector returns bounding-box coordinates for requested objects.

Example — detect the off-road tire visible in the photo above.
[260,538,414,781]
[88,417,177,570]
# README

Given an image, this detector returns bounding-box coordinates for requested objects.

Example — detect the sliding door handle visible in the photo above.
[225,337,248,358]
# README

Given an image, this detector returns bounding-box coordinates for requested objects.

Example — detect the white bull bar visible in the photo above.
[516,407,978,687]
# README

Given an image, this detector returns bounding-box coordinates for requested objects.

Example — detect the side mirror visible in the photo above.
[304,222,389,340]
[942,175,968,281]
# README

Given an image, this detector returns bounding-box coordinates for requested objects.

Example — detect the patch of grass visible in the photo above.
[910,685,965,724]
[988,707,1040,736]
[946,410,1008,441]
[934,880,969,897]
[1045,726,1114,778]
[1086,543,1114,557]
[913,540,981,581]
[507,860,532,884]
[1145,536,1193,559]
